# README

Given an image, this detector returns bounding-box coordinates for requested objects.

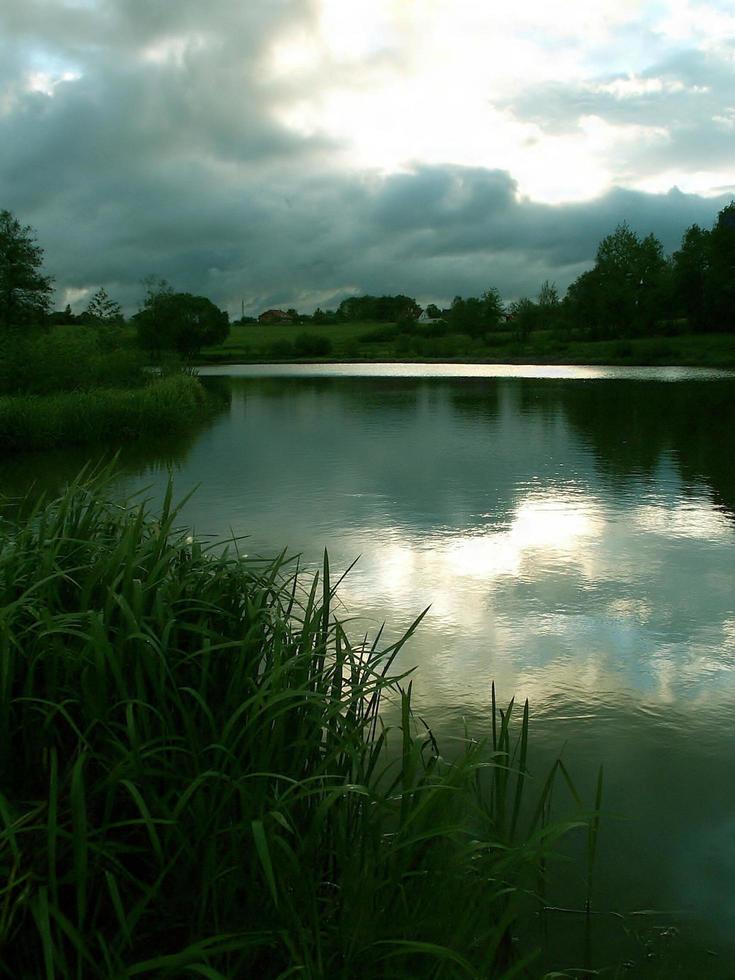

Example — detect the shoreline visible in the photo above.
[195,354,735,371]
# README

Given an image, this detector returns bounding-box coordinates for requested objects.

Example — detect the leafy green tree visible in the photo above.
[508,298,538,341]
[426,303,442,319]
[537,280,559,309]
[85,287,123,325]
[706,201,735,332]
[481,287,505,328]
[449,289,504,336]
[338,295,421,322]
[563,269,604,336]
[0,210,53,328]
[672,224,710,330]
[135,287,229,356]
[449,296,484,335]
[565,224,669,337]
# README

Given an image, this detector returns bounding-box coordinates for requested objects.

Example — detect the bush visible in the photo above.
[292,332,332,357]
[0,325,145,396]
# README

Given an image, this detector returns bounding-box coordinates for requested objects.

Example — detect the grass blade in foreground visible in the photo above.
[0,471,592,978]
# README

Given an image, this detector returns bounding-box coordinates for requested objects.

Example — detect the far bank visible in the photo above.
[198,322,735,369]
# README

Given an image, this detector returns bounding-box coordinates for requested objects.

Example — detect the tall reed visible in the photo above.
[0,469,589,978]
[0,374,208,451]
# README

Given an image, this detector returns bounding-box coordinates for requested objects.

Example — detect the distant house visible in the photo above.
[258,309,290,324]
[417,309,447,324]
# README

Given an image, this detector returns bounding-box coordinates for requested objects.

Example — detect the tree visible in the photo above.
[0,210,53,328]
[481,288,505,328]
[565,223,669,337]
[135,288,229,356]
[85,287,123,325]
[706,201,735,332]
[338,294,421,322]
[448,289,504,336]
[508,297,537,341]
[537,280,559,309]
[672,224,710,330]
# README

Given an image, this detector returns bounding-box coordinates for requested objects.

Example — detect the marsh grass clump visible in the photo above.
[0,471,590,978]
[0,374,209,451]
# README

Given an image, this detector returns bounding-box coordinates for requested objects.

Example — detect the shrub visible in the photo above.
[293,332,332,357]
[0,325,145,396]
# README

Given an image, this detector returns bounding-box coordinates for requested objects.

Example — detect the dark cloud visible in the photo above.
[1,0,732,314]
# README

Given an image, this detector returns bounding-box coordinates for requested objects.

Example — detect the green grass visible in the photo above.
[201,321,398,361]
[198,322,735,368]
[0,470,594,978]
[0,374,211,451]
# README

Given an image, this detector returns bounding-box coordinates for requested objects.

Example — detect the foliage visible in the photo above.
[0,325,145,397]
[706,202,735,331]
[0,472,592,978]
[0,209,53,328]
[0,374,208,450]
[135,285,230,356]
[508,298,538,341]
[0,324,147,397]
[448,289,504,336]
[85,287,123,325]
[564,224,670,338]
[293,331,332,357]
[672,224,710,331]
[338,294,421,322]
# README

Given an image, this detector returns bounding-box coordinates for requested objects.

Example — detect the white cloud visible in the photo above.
[26,69,81,96]
[0,0,732,308]
[264,0,734,203]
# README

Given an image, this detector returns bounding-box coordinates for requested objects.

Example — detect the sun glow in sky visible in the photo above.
[268,0,735,203]
[3,0,734,309]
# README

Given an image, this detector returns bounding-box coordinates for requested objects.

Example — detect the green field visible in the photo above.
[200,320,393,360]
[198,321,735,368]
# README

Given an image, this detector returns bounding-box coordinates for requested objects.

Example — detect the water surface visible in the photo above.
[3,363,734,974]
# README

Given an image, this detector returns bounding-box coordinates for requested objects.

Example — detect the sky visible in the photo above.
[1,0,734,316]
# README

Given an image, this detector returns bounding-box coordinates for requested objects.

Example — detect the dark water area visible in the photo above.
[2,363,734,975]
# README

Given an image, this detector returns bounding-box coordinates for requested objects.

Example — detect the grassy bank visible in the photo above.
[0,473,593,978]
[199,322,735,368]
[0,324,221,452]
[0,373,210,451]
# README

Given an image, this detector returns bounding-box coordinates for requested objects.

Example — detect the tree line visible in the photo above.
[1,201,733,354]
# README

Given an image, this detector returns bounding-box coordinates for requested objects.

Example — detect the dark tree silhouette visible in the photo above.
[85,287,123,325]
[564,224,669,337]
[0,210,53,328]
[707,202,735,332]
[135,288,229,356]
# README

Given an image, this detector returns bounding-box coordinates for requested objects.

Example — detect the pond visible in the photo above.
[2,362,734,974]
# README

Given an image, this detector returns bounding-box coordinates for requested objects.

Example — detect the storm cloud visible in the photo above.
[1,0,733,315]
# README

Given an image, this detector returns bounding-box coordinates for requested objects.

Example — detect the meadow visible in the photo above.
[0,470,597,979]
[200,321,735,368]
